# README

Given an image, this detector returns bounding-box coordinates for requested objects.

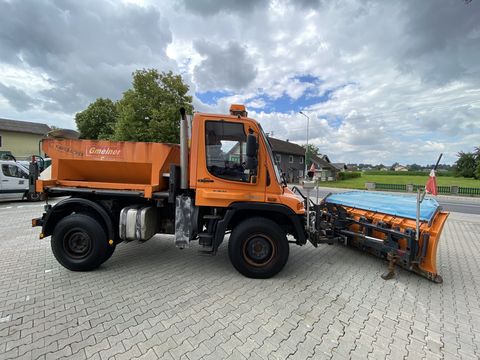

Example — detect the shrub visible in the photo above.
[338,172,362,180]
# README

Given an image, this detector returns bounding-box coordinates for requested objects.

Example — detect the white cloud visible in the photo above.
[0,0,479,165]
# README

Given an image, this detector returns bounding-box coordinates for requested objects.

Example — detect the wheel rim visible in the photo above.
[243,234,276,267]
[63,228,92,259]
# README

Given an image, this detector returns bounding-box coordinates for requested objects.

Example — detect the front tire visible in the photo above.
[51,214,108,271]
[228,217,289,279]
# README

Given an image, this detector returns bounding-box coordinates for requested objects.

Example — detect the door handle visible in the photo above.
[1,180,8,182]
[198,178,214,183]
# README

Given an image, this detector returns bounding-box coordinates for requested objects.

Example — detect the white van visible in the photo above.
[0,160,39,201]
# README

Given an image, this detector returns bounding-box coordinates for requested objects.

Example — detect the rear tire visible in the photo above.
[51,214,108,271]
[26,192,42,202]
[228,217,289,279]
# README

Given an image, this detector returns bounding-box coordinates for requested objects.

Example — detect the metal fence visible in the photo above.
[375,183,407,191]
[458,187,480,196]
[371,183,480,196]
[412,184,425,192]
[412,184,451,194]
[438,185,452,194]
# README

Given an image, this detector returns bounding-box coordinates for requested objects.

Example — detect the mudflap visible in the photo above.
[174,194,194,248]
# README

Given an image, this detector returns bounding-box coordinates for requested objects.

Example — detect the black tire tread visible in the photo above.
[51,213,108,271]
[228,217,289,279]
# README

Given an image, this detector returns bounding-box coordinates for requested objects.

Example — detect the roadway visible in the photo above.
[437,198,480,215]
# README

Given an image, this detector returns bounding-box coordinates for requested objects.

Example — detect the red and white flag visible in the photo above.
[425,169,437,195]
[307,163,316,179]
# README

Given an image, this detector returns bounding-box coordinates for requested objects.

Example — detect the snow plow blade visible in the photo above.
[323,191,449,283]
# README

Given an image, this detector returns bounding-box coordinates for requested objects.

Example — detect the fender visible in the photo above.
[41,197,115,240]
[213,202,306,252]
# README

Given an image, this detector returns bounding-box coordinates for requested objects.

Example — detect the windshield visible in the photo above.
[259,124,282,185]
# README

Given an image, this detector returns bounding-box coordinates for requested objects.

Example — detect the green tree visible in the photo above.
[474,146,480,179]
[302,143,320,165]
[390,162,399,171]
[113,69,193,143]
[75,98,117,139]
[408,163,422,171]
[455,151,476,178]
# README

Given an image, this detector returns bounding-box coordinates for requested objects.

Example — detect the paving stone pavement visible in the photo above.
[1,203,479,359]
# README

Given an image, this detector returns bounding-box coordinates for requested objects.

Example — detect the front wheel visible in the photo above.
[228,217,289,279]
[51,214,108,271]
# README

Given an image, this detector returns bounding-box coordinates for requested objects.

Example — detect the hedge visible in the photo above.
[338,172,362,180]
[364,170,455,177]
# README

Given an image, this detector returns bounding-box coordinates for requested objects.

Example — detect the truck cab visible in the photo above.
[190,106,303,212]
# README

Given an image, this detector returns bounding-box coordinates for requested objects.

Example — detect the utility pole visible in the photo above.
[299,111,310,178]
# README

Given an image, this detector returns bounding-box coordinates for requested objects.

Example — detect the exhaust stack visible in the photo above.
[179,107,188,190]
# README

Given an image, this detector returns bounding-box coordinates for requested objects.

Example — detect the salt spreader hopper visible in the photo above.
[38,139,180,198]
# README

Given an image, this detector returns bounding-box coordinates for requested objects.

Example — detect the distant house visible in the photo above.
[332,163,347,172]
[267,137,305,183]
[394,165,408,172]
[0,118,51,159]
[310,154,339,180]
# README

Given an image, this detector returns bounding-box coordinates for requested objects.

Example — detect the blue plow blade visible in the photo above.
[325,191,441,223]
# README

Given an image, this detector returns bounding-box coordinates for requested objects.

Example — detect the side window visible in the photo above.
[205,121,254,183]
[2,164,26,178]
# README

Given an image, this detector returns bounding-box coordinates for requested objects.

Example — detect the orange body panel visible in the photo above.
[344,206,449,279]
[37,139,180,198]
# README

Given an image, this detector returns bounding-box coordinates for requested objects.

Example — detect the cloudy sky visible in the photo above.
[0,0,479,165]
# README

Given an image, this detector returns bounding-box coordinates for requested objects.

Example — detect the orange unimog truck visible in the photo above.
[31,105,448,281]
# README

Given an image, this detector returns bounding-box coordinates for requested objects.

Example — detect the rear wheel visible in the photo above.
[228,217,289,278]
[26,192,43,202]
[51,214,108,271]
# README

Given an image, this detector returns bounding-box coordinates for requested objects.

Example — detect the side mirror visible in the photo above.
[245,133,258,170]
[246,133,257,157]
[245,157,258,170]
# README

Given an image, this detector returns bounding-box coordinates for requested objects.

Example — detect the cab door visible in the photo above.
[0,163,28,200]
[195,119,266,208]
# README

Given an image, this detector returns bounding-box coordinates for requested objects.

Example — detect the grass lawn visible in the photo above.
[320,174,480,190]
